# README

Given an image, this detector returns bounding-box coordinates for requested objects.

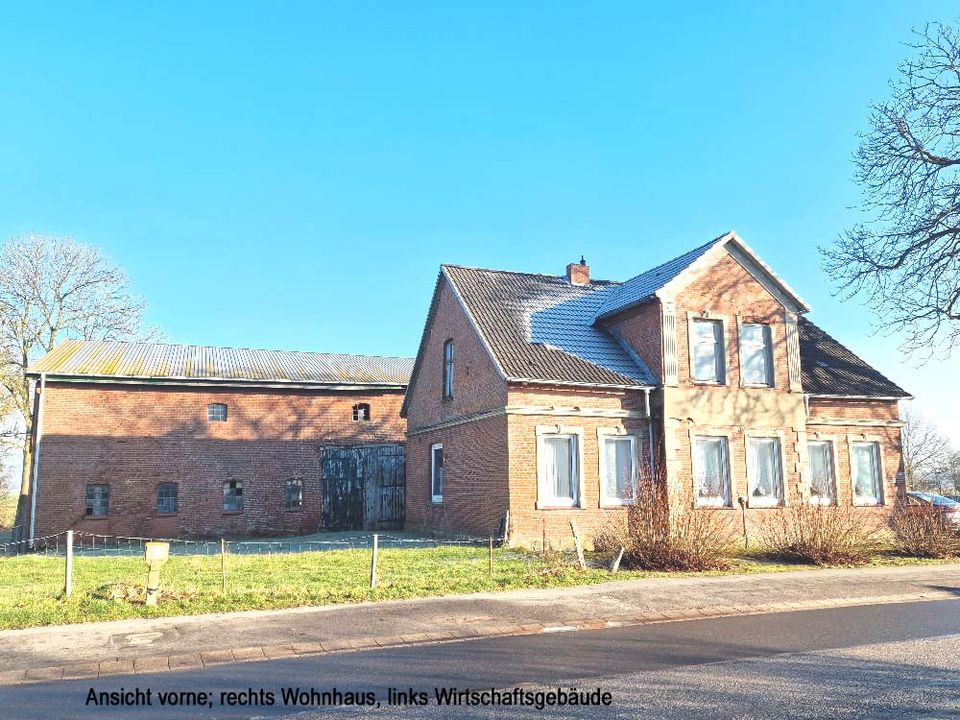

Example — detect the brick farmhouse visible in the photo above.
[402,232,910,547]
[23,231,910,546]
[24,345,411,541]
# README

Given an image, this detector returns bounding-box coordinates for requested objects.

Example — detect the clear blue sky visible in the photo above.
[1,2,958,438]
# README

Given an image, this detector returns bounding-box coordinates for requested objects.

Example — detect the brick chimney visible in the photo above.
[566,256,590,285]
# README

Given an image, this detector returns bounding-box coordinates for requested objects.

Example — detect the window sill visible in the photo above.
[742,383,776,389]
[429,500,443,506]
[695,502,733,509]
[154,512,178,517]
[852,500,884,507]
[83,515,108,520]
[600,500,636,509]
[222,510,244,515]
[747,501,783,509]
[691,380,726,387]
[536,503,583,510]
[284,508,304,513]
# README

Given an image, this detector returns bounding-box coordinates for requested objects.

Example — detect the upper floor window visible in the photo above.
[851,441,883,506]
[156,482,178,514]
[694,436,731,507]
[691,319,724,384]
[207,403,228,422]
[740,323,774,387]
[352,403,370,421]
[747,437,784,507]
[442,340,455,400]
[85,484,110,517]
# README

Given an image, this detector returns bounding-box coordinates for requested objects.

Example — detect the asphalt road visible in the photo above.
[3,599,960,720]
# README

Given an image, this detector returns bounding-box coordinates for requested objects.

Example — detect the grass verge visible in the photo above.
[0,545,952,630]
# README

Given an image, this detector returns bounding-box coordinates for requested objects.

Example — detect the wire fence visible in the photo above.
[0,529,539,616]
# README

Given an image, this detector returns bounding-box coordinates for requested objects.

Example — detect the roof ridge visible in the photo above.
[50,338,413,361]
[442,263,617,285]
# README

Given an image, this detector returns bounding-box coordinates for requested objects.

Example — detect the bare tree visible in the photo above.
[900,405,953,491]
[822,22,960,353]
[0,235,148,531]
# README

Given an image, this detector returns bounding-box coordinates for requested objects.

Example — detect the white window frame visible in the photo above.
[156,482,178,515]
[688,315,727,385]
[806,439,837,506]
[746,435,785,508]
[223,479,243,512]
[692,434,732,508]
[284,478,304,511]
[597,428,638,507]
[739,322,775,388]
[850,439,884,506]
[430,443,444,504]
[536,425,584,509]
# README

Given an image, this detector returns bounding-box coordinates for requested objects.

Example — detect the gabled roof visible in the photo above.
[28,339,413,388]
[594,235,721,320]
[798,319,910,398]
[442,265,657,388]
[594,231,811,321]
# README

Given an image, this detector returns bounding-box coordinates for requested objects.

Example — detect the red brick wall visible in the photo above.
[405,414,509,538]
[505,385,652,549]
[33,382,406,538]
[674,251,791,392]
[809,398,901,421]
[404,277,507,429]
[606,300,663,382]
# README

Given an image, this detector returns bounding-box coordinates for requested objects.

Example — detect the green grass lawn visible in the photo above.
[0,544,952,630]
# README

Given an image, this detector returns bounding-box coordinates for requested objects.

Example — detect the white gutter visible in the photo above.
[28,373,46,548]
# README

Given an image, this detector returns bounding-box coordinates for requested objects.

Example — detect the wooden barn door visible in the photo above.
[321,445,405,530]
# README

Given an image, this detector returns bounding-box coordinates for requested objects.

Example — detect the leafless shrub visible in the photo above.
[759,502,882,565]
[596,484,737,572]
[891,500,960,558]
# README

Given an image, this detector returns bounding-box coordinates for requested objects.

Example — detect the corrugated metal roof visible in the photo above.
[28,340,414,386]
[443,265,656,387]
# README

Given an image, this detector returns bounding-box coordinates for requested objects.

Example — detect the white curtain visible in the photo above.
[749,439,782,500]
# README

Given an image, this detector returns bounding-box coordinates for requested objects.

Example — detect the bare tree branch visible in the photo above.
[822,22,960,355]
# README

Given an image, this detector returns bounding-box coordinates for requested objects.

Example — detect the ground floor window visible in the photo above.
[223,480,244,512]
[807,441,835,505]
[156,482,178,514]
[694,436,731,507]
[430,443,444,503]
[538,431,580,507]
[747,437,783,507]
[284,479,303,510]
[601,434,637,505]
[851,441,883,505]
[85,484,109,517]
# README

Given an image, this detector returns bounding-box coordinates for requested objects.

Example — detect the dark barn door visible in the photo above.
[321,445,405,530]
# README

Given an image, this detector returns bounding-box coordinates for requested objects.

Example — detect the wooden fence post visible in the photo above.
[488,535,493,579]
[64,530,74,598]
[220,538,227,594]
[370,533,379,589]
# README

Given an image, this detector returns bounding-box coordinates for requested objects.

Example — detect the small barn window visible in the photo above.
[284,479,304,510]
[207,403,228,422]
[442,340,454,400]
[352,403,370,421]
[223,480,243,512]
[156,483,178,514]
[85,484,110,517]
[430,443,444,503]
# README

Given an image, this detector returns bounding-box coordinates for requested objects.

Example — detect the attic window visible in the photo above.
[207,403,228,422]
[352,403,370,421]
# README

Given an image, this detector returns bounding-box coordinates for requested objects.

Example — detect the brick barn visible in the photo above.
[24,342,412,541]
[401,231,910,547]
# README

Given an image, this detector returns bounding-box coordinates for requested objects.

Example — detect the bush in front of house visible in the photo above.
[891,500,960,559]
[596,484,737,572]
[758,500,881,565]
